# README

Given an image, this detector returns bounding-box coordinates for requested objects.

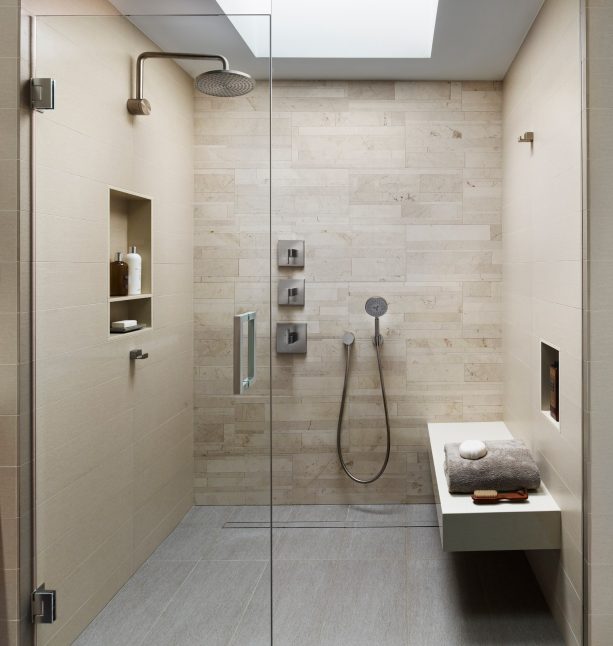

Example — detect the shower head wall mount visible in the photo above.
[342,331,355,346]
[127,51,255,115]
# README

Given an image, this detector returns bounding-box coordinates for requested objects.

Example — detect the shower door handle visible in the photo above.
[233,311,256,395]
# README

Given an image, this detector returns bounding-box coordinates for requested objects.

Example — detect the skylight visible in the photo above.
[218,0,439,59]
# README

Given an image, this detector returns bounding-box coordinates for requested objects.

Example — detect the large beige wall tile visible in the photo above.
[589,613,613,646]
[0,59,18,112]
[0,110,18,160]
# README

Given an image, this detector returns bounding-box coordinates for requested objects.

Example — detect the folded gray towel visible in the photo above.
[444,439,541,493]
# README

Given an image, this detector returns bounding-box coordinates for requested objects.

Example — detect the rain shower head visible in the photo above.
[127,51,255,115]
[195,69,256,97]
[365,297,388,318]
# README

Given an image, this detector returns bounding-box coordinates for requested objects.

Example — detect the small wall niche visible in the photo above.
[540,342,560,429]
[108,188,152,335]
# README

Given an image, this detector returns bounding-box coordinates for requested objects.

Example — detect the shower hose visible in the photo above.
[336,337,391,484]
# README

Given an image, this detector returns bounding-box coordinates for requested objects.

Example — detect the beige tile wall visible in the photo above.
[194,80,503,504]
[502,0,583,644]
[585,0,613,643]
[0,0,25,644]
[30,9,194,646]
[0,1,33,644]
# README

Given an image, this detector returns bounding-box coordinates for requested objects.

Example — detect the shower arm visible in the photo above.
[128,51,230,114]
[135,52,229,99]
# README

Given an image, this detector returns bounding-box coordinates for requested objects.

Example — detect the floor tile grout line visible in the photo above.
[226,560,270,646]
[136,559,200,646]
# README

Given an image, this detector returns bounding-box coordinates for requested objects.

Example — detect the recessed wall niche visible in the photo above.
[540,341,560,429]
[108,187,152,335]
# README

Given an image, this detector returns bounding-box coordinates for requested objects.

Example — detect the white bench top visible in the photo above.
[427,421,561,551]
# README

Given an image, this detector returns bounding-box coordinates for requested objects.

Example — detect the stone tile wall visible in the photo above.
[194,80,503,505]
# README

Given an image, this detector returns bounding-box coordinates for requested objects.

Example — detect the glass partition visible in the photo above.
[32,13,271,645]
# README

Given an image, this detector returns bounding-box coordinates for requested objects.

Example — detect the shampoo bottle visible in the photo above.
[126,245,142,295]
[109,252,128,296]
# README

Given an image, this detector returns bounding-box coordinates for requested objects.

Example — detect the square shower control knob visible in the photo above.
[276,323,307,354]
[278,279,305,306]
[277,240,305,267]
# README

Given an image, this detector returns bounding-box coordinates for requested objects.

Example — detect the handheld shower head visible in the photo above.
[365,297,388,347]
[365,297,388,318]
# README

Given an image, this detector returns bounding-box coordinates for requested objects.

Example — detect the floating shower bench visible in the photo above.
[427,421,561,552]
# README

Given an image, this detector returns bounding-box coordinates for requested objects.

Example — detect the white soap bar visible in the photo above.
[459,439,487,460]
[111,319,138,330]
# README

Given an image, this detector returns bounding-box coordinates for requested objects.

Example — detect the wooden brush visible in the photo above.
[472,489,529,504]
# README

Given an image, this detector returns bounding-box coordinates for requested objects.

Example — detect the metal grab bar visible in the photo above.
[233,311,256,395]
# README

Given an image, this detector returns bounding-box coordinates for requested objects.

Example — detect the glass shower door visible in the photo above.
[31,12,271,645]
[191,12,272,644]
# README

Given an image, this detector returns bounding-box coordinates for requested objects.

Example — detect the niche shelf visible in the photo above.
[108,187,152,336]
[540,341,560,430]
[109,293,153,303]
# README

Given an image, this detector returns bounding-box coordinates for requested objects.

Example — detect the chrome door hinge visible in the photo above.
[30,78,55,110]
[32,584,56,624]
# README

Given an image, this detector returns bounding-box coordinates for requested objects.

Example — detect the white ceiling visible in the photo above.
[109,0,544,81]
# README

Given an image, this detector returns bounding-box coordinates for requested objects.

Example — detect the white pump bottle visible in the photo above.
[126,245,142,295]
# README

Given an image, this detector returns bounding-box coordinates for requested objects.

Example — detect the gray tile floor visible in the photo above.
[74,505,563,646]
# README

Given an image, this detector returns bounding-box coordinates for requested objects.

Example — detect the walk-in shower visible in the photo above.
[336,297,391,484]
[127,51,255,115]
[23,5,580,644]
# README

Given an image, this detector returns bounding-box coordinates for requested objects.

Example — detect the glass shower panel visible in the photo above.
[32,13,271,645]
[269,79,436,644]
